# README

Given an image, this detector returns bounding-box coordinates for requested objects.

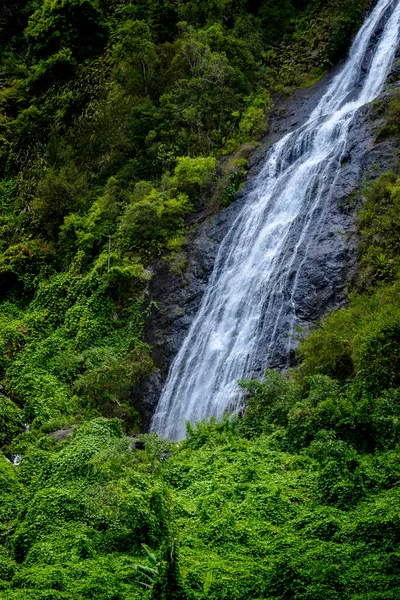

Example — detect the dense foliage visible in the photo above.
[2,0,400,599]
[1,267,400,599]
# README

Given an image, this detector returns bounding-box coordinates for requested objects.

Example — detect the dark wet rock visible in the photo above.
[128,436,146,451]
[48,428,74,441]
[133,60,400,430]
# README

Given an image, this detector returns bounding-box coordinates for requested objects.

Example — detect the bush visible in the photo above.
[239,370,301,437]
[118,187,192,255]
[171,156,216,196]
[297,281,400,385]
[357,172,400,289]
[0,396,22,446]
[31,166,89,241]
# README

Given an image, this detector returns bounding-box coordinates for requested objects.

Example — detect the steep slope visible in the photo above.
[139,20,400,433]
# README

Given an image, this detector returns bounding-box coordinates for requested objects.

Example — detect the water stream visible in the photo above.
[152,0,400,440]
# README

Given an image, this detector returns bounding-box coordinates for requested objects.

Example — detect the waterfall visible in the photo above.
[152,0,400,440]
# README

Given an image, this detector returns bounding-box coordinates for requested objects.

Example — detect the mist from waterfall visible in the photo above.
[151,0,400,440]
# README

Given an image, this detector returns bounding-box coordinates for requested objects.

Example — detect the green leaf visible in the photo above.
[203,570,213,595]
[142,543,158,566]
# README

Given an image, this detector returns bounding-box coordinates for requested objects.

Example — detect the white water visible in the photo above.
[152,0,400,440]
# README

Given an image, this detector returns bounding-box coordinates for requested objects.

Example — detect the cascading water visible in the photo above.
[152,0,400,440]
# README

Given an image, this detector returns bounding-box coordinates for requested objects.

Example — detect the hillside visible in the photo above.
[1,1,400,598]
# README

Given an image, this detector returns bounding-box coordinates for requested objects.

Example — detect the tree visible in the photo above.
[25,0,107,62]
[112,20,159,96]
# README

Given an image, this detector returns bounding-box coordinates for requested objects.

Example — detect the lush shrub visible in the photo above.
[171,156,216,195]
[357,172,400,289]
[118,187,192,256]
[297,281,400,386]
[31,166,89,240]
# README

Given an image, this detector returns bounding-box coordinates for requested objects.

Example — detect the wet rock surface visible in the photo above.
[48,428,75,441]
[133,58,400,429]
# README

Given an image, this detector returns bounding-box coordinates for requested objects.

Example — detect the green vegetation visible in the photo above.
[356,171,400,289]
[1,267,400,598]
[2,0,400,598]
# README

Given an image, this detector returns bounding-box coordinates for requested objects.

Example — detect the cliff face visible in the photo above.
[134,50,400,429]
